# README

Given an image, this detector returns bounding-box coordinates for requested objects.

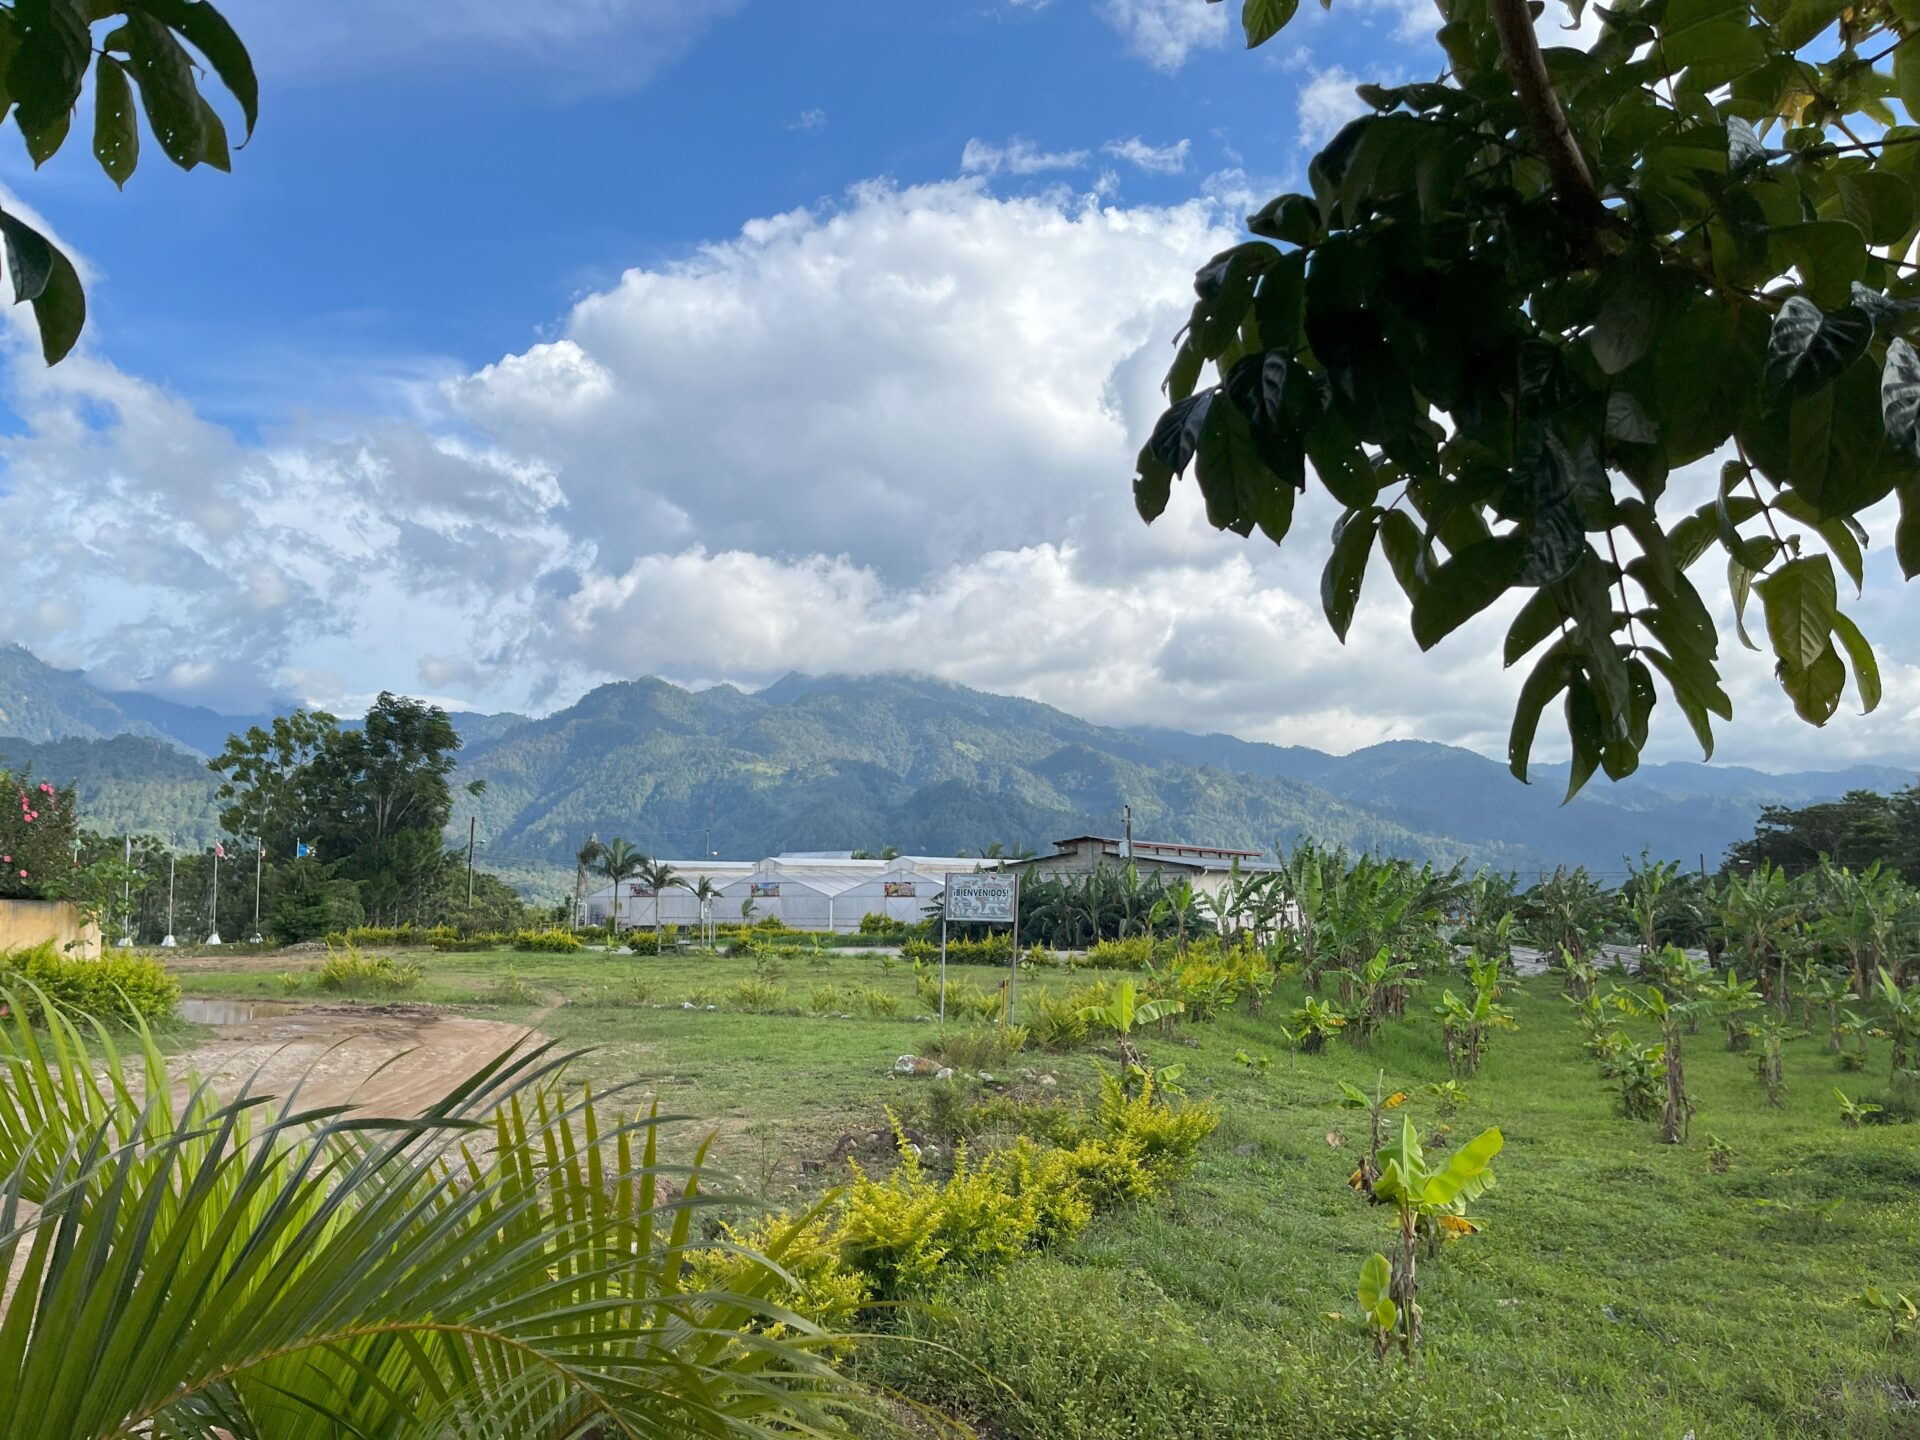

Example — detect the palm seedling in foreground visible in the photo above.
[0,990,866,1439]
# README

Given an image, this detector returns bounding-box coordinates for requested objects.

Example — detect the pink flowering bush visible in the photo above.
[0,770,80,901]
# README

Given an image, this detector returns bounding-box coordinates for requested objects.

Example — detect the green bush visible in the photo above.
[930,1024,1030,1070]
[513,928,582,953]
[854,986,900,1018]
[1028,991,1089,1050]
[315,945,422,995]
[728,977,784,1012]
[0,942,180,1024]
[879,1261,1457,1440]
[617,932,662,956]
[487,966,542,1005]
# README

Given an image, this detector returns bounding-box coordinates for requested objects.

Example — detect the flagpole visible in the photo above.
[252,839,263,943]
[207,845,223,946]
[161,852,176,948]
[117,836,134,948]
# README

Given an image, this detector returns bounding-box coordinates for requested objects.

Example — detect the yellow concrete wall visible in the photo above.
[0,899,103,959]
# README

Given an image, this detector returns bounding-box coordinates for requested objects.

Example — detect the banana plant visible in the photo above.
[1078,977,1183,1078]
[1874,967,1919,1077]
[1612,978,1697,1144]
[1287,994,1350,1053]
[1804,970,1858,1054]
[1369,1118,1504,1358]
[1431,956,1516,1077]
[1356,1253,1397,1360]
[1702,968,1763,1052]
[1852,1284,1919,1342]
[1424,1079,1471,1118]
[1337,1071,1408,1198]
[1834,1088,1884,1128]
[1750,1012,1801,1107]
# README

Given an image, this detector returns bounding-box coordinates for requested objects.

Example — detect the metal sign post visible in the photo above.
[941,871,1020,1028]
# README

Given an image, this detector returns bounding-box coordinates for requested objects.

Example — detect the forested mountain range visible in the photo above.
[0,644,1910,882]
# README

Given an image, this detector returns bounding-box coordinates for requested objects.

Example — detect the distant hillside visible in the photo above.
[1132,728,1912,876]
[0,734,224,847]
[0,642,1911,880]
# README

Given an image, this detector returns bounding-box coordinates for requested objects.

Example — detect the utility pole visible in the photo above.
[1123,803,1133,860]
[251,839,264,942]
[466,816,477,907]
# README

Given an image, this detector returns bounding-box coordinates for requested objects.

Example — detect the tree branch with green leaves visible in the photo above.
[1148,0,1920,796]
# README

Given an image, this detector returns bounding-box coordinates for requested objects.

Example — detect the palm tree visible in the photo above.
[0,990,863,1437]
[570,832,604,931]
[597,837,647,950]
[636,858,680,946]
[684,875,723,948]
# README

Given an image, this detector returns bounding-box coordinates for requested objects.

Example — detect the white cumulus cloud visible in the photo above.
[1103,136,1192,174]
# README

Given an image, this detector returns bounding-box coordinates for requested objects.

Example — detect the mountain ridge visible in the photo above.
[0,646,1911,880]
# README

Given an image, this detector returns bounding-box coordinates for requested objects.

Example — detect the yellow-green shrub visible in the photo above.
[1055,1135,1159,1209]
[691,1212,870,1336]
[1028,991,1088,1050]
[316,945,422,995]
[1094,1068,1217,1186]
[0,942,180,1024]
[1084,935,1163,970]
[994,1136,1095,1244]
[838,1142,1041,1296]
[512,928,582,953]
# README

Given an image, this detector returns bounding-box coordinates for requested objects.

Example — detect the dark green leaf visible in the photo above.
[0,210,84,363]
[133,0,257,140]
[1589,260,1690,374]
[1241,0,1298,47]
[123,13,208,169]
[1321,507,1380,641]
[1377,508,1425,600]
[1165,333,1205,401]
[1508,641,1573,783]
[1898,482,1920,579]
[8,0,89,154]
[93,55,139,187]
[1503,586,1562,667]
[1196,397,1294,540]
[1658,20,1766,87]
[1725,115,1764,172]
[1756,553,1837,673]
[1836,171,1915,247]
[1882,337,1920,458]
[1134,451,1172,523]
[1245,193,1321,247]
[1829,610,1881,713]
[1303,406,1378,508]
[1774,221,1868,309]
[1851,281,1920,332]
[0,207,52,302]
[1411,533,1527,651]
[1147,392,1215,475]
[1563,676,1604,801]
[1643,646,1718,759]
[1604,390,1658,445]
[1252,251,1304,352]
[1728,556,1761,650]
[1763,296,1870,397]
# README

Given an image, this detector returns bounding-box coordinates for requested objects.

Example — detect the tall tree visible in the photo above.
[0,3,256,365]
[208,710,340,859]
[597,838,647,950]
[1138,0,1920,793]
[572,834,605,931]
[635,858,680,945]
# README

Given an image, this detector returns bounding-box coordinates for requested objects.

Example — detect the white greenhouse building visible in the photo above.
[578,852,985,934]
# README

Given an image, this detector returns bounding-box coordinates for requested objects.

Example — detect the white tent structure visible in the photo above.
[579,852,981,934]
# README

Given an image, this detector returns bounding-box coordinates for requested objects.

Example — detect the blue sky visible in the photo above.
[0,0,1913,773]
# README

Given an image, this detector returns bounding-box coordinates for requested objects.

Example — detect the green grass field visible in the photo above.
[171,944,1920,1438]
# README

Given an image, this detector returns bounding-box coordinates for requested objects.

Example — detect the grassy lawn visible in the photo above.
[169,946,1920,1438]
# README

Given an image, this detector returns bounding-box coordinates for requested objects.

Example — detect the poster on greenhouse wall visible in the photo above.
[883,881,915,898]
[626,882,654,897]
[750,881,781,898]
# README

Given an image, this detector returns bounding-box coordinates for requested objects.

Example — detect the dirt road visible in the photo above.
[169,1002,547,1117]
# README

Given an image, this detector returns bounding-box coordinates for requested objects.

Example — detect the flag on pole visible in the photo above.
[213,842,227,860]
[296,839,313,859]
